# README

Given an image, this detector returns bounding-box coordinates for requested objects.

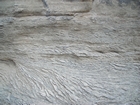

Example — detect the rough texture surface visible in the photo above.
[0,0,140,105]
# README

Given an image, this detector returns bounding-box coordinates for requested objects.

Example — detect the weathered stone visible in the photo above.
[0,0,92,17]
[0,0,140,105]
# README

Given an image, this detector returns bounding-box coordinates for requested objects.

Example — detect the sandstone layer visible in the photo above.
[0,0,140,105]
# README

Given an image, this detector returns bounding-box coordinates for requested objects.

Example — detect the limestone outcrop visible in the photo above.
[0,0,140,105]
[0,0,92,17]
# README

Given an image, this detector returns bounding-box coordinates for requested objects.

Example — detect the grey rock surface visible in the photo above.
[0,0,140,105]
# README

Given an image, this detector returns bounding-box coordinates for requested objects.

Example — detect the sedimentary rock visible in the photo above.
[0,0,140,105]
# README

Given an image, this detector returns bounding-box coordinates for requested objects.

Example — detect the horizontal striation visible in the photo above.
[0,0,140,105]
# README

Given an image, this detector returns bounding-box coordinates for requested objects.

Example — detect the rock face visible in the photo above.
[0,0,140,105]
[0,0,92,17]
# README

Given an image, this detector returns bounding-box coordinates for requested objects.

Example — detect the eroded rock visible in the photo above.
[0,0,140,105]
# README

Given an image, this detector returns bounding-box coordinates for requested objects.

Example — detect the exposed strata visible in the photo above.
[0,0,140,105]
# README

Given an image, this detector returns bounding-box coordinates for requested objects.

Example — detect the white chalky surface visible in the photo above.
[0,0,140,105]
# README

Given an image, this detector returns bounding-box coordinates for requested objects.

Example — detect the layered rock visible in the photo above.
[0,0,92,17]
[0,0,140,105]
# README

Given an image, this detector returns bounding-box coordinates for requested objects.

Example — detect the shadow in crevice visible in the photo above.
[0,58,16,66]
